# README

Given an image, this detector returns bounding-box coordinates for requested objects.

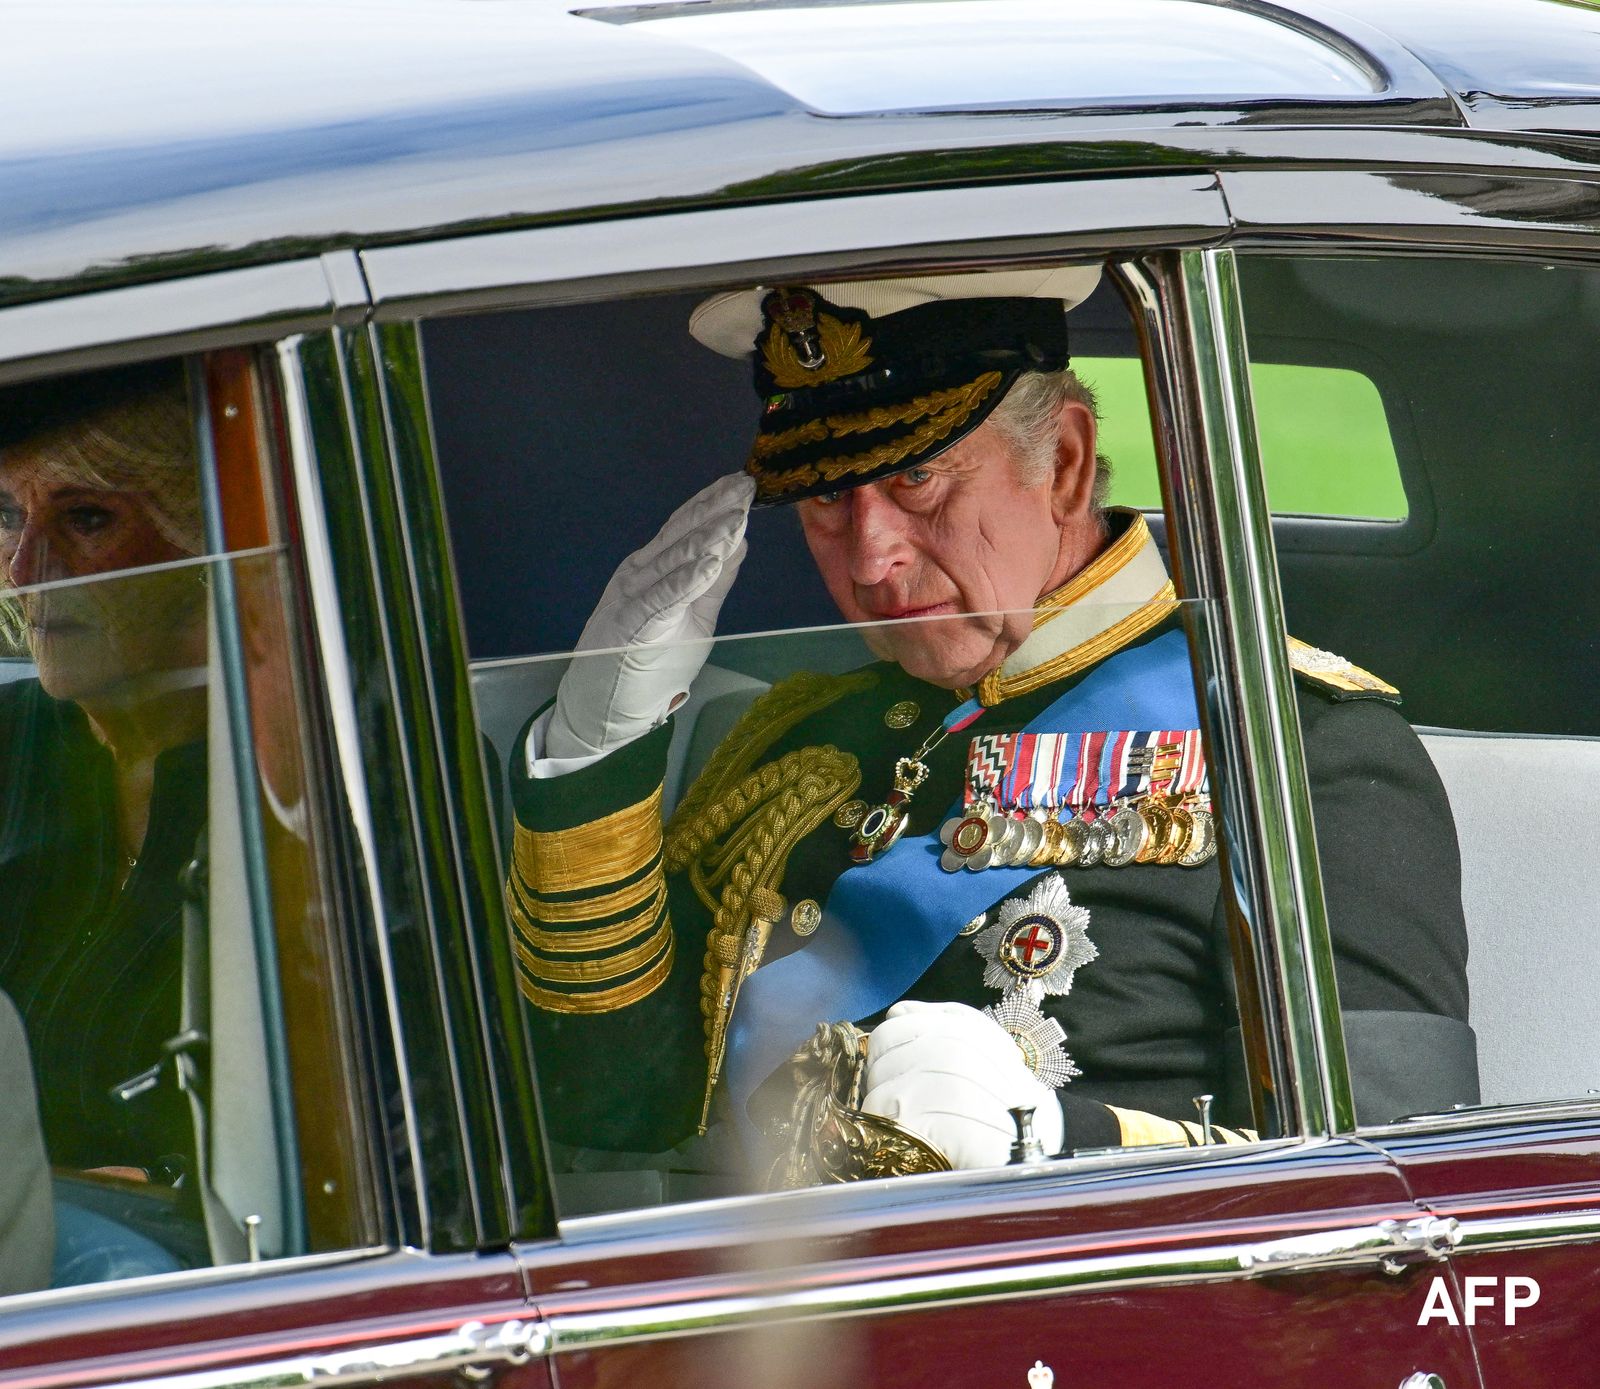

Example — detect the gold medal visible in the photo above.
[790,899,822,937]
[1135,797,1174,864]
[833,799,867,829]
[1159,803,1192,865]
[1029,816,1062,867]
[1178,806,1218,867]
[883,699,921,730]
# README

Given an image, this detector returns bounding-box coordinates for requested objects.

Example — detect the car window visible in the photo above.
[0,352,379,1293]
[1237,252,1600,1123]
[1086,354,1407,519]
[425,257,1475,1221]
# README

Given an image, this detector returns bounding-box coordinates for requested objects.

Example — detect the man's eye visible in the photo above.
[902,467,934,487]
[813,490,844,506]
[65,505,113,535]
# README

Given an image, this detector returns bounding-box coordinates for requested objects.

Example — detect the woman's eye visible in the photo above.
[65,505,114,535]
[0,505,23,531]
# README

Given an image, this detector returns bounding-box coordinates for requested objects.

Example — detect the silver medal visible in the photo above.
[1100,804,1147,868]
[973,874,1097,999]
[985,994,1080,1089]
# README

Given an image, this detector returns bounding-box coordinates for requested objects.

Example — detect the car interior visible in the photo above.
[425,252,1600,1142]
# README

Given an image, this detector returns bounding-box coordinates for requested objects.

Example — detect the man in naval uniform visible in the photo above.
[505,269,1477,1180]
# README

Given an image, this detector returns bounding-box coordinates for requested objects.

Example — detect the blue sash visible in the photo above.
[724,627,1199,1120]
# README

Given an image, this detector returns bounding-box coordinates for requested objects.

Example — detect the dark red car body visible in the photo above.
[2,2,1598,1386]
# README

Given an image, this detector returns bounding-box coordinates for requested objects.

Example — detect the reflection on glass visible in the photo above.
[492,587,1261,1218]
[0,363,210,1288]
[0,363,365,1289]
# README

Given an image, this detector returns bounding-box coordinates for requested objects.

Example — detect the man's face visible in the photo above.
[797,419,1077,689]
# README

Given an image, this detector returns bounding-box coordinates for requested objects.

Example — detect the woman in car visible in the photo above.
[0,361,208,1202]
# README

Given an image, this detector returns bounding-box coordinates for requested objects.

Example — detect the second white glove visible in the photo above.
[860,1001,1065,1169]
[541,472,755,765]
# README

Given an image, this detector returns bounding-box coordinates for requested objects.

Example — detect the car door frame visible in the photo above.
[1214,163,1600,1385]
[0,261,546,1389]
[361,171,1488,1386]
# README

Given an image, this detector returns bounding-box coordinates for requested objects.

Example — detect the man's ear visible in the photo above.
[1048,398,1099,525]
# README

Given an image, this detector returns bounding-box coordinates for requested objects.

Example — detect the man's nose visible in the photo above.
[844,484,912,586]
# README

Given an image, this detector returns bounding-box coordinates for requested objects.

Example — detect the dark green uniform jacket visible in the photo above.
[507,553,1475,1165]
[0,678,201,1178]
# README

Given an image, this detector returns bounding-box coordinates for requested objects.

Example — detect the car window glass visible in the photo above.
[427,261,1344,1223]
[491,603,1258,1218]
[0,354,378,1293]
[1087,355,1406,519]
[1238,252,1600,1122]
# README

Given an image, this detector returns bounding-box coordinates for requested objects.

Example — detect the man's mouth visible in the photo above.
[872,600,960,621]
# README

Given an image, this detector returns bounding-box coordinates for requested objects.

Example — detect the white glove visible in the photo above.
[541,472,755,765]
[860,1001,1064,1169]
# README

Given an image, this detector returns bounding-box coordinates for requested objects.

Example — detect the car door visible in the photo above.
[365,183,1482,1389]
[0,271,550,1389]
[1223,172,1600,1385]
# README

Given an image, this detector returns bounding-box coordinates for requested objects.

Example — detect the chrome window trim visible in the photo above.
[359,174,1230,319]
[1221,168,1600,249]
[1452,1210,1600,1255]
[0,254,365,385]
[1184,246,1352,1137]
[277,335,434,1238]
[536,1207,1454,1353]
[1363,1096,1600,1139]
[1116,251,1350,1141]
[0,1244,394,1315]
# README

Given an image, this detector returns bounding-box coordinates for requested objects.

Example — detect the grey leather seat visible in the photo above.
[1417,728,1599,1109]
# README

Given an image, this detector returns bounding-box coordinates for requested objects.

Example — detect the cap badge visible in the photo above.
[760,287,875,389]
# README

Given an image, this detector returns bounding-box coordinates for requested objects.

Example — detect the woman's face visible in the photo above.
[0,445,206,704]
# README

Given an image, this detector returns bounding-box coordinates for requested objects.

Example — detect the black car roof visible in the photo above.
[5,0,1600,304]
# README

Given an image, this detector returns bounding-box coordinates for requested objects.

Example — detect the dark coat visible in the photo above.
[509,621,1474,1159]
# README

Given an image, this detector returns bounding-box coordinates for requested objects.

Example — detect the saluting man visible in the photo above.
[505,269,1477,1180]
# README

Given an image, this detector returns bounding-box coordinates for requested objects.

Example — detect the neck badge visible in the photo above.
[849,697,985,864]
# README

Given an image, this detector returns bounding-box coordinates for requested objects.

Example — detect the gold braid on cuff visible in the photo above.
[506,783,674,1014]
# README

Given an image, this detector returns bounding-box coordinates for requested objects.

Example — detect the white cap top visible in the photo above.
[689,264,1104,358]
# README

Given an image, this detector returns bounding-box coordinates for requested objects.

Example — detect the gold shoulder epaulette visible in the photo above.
[1286,635,1400,702]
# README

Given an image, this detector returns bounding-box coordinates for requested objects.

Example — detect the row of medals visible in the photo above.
[938,793,1217,873]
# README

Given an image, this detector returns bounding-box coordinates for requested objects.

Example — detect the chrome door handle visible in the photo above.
[1238,1215,1460,1273]
[106,1316,547,1389]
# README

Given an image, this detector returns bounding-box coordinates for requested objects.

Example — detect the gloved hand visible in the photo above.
[860,1001,1065,1169]
[543,472,755,763]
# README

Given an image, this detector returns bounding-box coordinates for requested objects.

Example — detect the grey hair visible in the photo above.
[985,367,1114,514]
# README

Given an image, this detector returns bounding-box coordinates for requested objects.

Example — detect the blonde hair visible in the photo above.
[0,367,200,653]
